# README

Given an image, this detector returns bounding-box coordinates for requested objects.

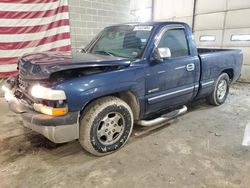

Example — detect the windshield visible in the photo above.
[87,25,153,59]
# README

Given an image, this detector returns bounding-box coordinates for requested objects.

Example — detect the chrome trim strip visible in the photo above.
[195,84,199,88]
[148,86,194,102]
[175,66,186,70]
[148,88,160,93]
[202,80,214,86]
[157,70,166,74]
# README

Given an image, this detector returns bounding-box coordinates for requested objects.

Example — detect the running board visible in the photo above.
[136,105,187,127]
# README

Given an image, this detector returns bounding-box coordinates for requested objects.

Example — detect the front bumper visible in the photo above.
[5,89,79,143]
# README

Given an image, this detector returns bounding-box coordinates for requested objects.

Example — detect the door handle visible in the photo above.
[186,63,195,71]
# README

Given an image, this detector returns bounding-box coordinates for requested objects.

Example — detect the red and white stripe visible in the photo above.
[0,0,71,78]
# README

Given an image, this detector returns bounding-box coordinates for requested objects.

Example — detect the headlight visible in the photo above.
[30,85,66,100]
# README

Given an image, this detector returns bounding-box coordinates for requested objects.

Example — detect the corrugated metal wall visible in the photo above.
[130,0,152,22]
[152,0,250,82]
[154,0,194,26]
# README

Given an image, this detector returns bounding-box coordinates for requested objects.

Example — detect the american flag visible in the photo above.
[0,0,71,78]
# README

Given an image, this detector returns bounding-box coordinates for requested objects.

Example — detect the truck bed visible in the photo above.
[197,48,236,54]
[197,48,243,83]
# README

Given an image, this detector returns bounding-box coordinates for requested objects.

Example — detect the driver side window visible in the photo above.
[158,28,189,58]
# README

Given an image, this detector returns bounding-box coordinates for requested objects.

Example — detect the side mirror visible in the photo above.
[153,47,171,61]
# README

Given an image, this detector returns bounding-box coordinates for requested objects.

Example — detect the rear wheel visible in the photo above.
[79,96,133,156]
[207,73,230,106]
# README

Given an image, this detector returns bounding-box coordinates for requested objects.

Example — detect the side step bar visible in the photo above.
[136,105,187,127]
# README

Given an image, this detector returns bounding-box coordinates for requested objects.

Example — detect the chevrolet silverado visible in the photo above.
[2,22,243,156]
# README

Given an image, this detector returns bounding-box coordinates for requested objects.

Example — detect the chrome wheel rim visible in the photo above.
[217,79,227,100]
[97,112,125,145]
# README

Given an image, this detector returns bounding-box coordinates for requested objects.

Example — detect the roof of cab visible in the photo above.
[107,21,188,28]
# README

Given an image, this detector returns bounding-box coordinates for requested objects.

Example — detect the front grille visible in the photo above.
[18,76,29,90]
[19,68,27,76]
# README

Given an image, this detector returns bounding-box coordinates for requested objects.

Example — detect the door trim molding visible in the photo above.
[175,65,186,70]
[201,80,214,87]
[148,86,194,102]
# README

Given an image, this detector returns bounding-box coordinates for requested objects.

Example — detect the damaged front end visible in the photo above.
[2,72,80,143]
[3,51,130,116]
[3,75,68,116]
[1,51,131,143]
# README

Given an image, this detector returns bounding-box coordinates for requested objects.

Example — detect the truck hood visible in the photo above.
[18,51,131,80]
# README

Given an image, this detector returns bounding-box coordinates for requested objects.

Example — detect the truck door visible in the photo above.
[145,25,200,115]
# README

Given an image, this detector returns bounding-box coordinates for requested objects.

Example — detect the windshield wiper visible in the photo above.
[81,48,87,53]
[93,50,114,56]
[93,50,117,57]
[93,50,132,59]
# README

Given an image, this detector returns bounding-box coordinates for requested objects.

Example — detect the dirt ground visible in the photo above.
[0,83,250,188]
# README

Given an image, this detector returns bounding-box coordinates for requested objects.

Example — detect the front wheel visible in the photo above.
[79,96,133,156]
[207,73,230,106]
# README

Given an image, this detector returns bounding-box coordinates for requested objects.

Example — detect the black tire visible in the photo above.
[79,96,133,156]
[207,73,230,106]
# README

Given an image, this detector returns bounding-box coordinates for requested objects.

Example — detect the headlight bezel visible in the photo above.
[30,84,68,116]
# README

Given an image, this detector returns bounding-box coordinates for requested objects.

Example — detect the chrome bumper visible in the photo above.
[22,119,79,143]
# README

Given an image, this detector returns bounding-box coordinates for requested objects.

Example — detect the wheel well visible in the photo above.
[222,69,234,80]
[79,91,140,121]
[114,91,140,120]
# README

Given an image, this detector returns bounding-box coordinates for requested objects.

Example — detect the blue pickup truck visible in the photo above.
[3,22,243,156]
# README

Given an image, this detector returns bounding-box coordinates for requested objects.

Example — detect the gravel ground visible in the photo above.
[0,83,250,188]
